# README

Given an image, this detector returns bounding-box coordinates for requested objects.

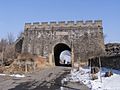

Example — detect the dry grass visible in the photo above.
[3,53,52,74]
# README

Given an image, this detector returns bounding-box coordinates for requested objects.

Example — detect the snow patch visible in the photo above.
[9,74,25,78]
[62,67,120,90]
[0,74,6,76]
[0,73,25,78]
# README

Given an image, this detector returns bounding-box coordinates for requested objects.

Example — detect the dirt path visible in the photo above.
[0,66,89,90]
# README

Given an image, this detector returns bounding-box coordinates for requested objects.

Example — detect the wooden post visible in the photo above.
[99,56,102,83]
[49,53,53,66]
[25,62,27,73]
[33,62,36,71]
[52,49,55,66]
[1,52,4,66]
[89,58,91,78]
[71,42,74,68]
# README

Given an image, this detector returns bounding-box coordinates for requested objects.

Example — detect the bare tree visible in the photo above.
[0,32,16,66]
[7,32,15,45]
[17,31,23,38]
[0,38,8,52]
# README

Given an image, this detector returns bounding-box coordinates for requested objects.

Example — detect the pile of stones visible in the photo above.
[105,43,120,56]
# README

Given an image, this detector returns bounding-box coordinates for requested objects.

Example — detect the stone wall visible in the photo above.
[88,55,120,69]
[15,20,105,63]
[105,43,120,56]
[89,43,120,69]
[101,55,120,69]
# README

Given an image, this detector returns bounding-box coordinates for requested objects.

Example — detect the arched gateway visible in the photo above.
[54,43,71,66]
[15,20,105,66]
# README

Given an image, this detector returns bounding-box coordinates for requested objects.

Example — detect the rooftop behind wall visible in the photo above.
[24,20,102,30]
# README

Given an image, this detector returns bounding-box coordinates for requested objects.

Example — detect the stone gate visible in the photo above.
[15,20,105,66]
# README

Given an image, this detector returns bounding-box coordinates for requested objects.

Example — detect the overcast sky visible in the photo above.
[0,0,120,43]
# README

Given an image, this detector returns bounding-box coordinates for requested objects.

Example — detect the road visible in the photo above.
[0,66,89,90]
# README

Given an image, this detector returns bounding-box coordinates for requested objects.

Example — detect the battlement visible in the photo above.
[25,20,102,30]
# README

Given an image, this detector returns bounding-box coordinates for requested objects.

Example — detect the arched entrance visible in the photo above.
[54,43,71,67]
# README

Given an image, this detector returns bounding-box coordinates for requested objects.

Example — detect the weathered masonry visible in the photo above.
[15,20,105,66]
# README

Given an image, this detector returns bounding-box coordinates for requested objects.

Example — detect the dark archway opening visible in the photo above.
[15,38,23,53]
[54,43,71,67]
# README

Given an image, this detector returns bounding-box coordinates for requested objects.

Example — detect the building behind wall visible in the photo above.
[15,20,105,65]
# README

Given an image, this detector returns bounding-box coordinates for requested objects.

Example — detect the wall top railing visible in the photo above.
[24,20,102,30]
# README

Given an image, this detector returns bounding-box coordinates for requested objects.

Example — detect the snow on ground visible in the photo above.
[0,74,6,76]
[0,73,25,78]
[62,67,120,90]
[9,74,25,78]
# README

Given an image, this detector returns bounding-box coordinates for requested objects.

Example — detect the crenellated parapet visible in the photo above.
[24,20,102,30]
[16,19,105,64]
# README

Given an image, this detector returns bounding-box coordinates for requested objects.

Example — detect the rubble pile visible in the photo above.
[4,53,51,74]
[34,56,51,69]
[0,66,4,73]
[105,43,120,56]
[104,70,113,77]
